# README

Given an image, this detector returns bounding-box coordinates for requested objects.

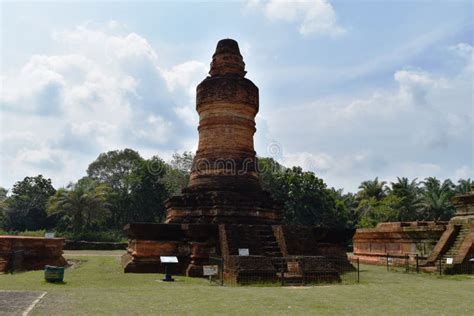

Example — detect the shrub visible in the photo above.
[60,230,125,242]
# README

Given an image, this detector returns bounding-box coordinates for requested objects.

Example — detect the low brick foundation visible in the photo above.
[0,236,67,273]
[122,223,352,282]
[352,221,447,266]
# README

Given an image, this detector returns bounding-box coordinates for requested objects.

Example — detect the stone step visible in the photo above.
[265,251,281,257]
[263,245,280,249]
[262,243,279,248]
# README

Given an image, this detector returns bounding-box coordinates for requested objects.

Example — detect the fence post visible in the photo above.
[301,259,305,286]
[281,258,285,286]
[357,258,360,283]
[405,254,409,273]
[386,253,389,272]
[220,257,224,286]
[438,258,442,276]
[416,254,419,273]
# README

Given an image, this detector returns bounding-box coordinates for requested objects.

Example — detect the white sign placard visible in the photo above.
[238,248,249,256]
[287,261,300,273]
[203,265,218,276]
[160,256,178,263]
[45,232,55,239]
[446,257,453,265]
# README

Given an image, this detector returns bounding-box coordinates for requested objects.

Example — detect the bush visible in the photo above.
[60,230,125,242]
[0,229,50,237]
[0,228,10,235]
[18,229,47,237]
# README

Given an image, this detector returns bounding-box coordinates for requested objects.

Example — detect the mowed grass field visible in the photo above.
[0,251,473,315]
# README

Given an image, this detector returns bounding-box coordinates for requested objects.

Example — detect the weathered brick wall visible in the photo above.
[0,236,67,272]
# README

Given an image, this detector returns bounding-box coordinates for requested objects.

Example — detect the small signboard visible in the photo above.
[446,257,453,265]
[44,232,55,239]
[287,261,300,273]
[203,265,218,276]
[387,257,393,265]
[160,256,178,263]
[238,248,249,256]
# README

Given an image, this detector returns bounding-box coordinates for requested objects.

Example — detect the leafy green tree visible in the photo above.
[420,177,455,220]
[87,149,144,228]
[330,188,359,229]
[357,177,387,201]
[0,187,8,229]
[162,151,194,196]
[87,149,143,189]
[170,151,194,173]
[357,195,400,228]
[48,178,111,232]
[258,157,285,194]
[389,177,423,221]
[0,187,7,201]
[455,178,472,194]
[128,156,171,222]
[267,166,345,228]
[4,175,56,231]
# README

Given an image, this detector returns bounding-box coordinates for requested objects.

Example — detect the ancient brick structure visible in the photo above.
[424,185,474,272]
[353,185,474,272]
[122,39,352,280]
[352,222,448,266]
[0,236,67,273]
[165,39,280,225]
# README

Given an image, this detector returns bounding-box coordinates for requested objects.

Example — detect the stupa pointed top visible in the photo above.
[209,38,246,77]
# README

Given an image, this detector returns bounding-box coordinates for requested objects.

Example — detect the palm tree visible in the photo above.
[48,178,110,232]
[357,177,387,201]
[455,178,472,194]
[420,177,455,221]
[389,177,423,221]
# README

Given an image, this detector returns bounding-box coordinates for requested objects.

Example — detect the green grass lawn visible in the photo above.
[0,251,473,315]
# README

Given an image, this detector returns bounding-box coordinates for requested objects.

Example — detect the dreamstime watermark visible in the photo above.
[145,141,284,176]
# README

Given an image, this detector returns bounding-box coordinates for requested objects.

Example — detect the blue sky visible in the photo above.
[1,0,473,192]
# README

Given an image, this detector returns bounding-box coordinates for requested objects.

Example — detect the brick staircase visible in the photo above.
[255,226,285,272]
[440,224,470,270]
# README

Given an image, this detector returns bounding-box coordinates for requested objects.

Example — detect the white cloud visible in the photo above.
[260,43,473,190]
[454,166,473,180]
[0,22,208,189]
[248,0,346,37]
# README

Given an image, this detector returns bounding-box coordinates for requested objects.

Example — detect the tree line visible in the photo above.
[0,148,471,240]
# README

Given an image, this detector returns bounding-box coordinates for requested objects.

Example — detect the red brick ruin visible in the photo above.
[122,39,352,281]
[0,236,67,273]
[353,185,474,272]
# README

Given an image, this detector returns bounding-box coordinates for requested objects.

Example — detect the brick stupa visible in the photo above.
[122,39,352,281]
[165,39,280,225]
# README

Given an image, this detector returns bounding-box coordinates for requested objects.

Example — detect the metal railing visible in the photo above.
[384,253,474,275]
[207,255,359,286]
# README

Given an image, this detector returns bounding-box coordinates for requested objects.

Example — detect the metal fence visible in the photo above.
[384,253,474,275]
[208,256,359,286]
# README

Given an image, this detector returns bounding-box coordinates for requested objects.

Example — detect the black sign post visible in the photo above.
[160,256,178,282]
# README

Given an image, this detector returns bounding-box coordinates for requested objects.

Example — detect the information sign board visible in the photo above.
[203,265,219,276]
[160,256,178,263]
[238,248,249,256]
